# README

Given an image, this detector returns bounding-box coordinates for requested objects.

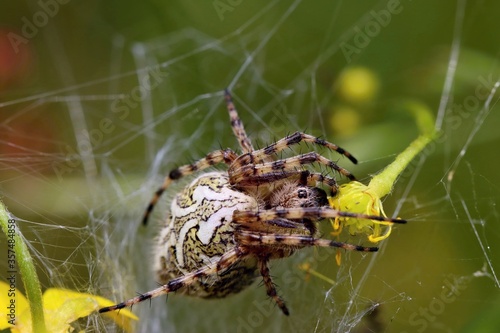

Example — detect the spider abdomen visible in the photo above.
[154,172,259,298]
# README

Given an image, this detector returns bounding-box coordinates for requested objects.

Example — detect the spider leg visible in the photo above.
[99,247,243,313]
[143,148,238,225]
[292,169,340,195]
[225,89,254,154]
[237,230,378,252]
[237,217,314,234]
[300,170,339,196]
[230,151,355,186]
[251,131,357,164]
[258,256,290,315]
[234,207,407,225]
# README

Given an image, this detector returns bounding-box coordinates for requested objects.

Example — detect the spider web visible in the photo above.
[1,0,500,332]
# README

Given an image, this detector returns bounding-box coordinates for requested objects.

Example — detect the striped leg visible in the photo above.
[237,230,378,252]
[142,148,238,225]
[230,151,356,186]
[248,131,357,164]
[301,170,339,196]
[225,89,254,154]
[278,169,340,196]
[99,248,242,313]
[258,257,290,315]
[233,207,407,225]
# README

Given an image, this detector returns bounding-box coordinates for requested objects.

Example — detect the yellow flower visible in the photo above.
[0,281,137,333]
[329,181,394,243]
[329,101,437,244]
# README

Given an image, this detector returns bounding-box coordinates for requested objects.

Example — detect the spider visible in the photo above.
[99,89,405,316]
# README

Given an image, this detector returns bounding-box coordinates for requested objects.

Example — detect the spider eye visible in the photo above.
[297,189,308,198]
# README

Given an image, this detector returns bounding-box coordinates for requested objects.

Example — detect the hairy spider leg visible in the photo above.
[143,89,251,225]
[230,151,356,187]
[225,89,254,154]
[233,207,407,225]
[99,248,243,313]
[235,229,379,252]
[250,131,358,165]
[300,170,340,196]
[142,148,238,225]
[233,227,379,316]
[258,257,290,315]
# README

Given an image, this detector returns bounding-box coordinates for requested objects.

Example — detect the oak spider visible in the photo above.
[99,89,405,316]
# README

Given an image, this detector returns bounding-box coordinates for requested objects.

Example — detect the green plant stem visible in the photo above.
[368,102,437,198]
[0,200,47,333]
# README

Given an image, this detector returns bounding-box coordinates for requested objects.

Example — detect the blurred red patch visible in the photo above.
[0,27,34,91]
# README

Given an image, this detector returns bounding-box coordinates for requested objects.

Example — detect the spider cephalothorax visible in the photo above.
[100,89,404,316]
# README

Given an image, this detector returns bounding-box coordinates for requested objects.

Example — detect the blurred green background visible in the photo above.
[1,0,500,332]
